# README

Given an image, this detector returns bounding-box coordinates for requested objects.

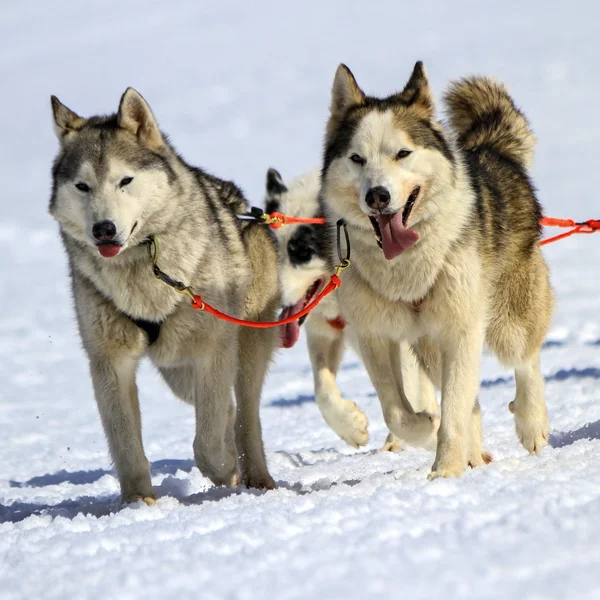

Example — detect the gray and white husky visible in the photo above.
[320,61,553,478]
[266,167,438,451]
[49,88,280,503]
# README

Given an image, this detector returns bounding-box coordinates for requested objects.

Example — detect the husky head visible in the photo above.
[49,89,179,259]
[265,168,328,348]
[322,61,455,260]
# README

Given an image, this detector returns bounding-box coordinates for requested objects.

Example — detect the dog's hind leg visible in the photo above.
[160,360,237,487]
[468,398,493,467]
[381,341,440,452]
[509,352,549,454]
[235,325,277,490]
[306,316,368,448]
[191,350,239,488]
[358,335,439,450]
[489,250,552,455]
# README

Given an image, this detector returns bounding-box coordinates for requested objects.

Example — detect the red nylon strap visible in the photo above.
[539,217,600,246]
[266,212,326,229]
[190,275,341,328]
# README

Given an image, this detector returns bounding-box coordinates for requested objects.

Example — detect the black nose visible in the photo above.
[365,186,391,210]
[92,220,117,241]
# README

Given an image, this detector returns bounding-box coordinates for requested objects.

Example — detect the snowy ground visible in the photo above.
[2,1,600,598]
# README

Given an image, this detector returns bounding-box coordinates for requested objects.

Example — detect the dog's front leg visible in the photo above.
[429,327,483,479]
[234,326,277,490]
[306,317,368,448]
[74,273,153,504]
[89,354,154,504]
[358,335,438,449]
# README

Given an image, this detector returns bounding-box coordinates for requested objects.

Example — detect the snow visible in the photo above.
[1,0,600,598]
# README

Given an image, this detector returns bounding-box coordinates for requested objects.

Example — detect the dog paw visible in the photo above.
[379,432,404,453]
[468,450,493,468]
[321,398,369,448]
[402,411,439,451]
[429,442,469,480]
[428,461,467,480]
[241,471,277,491]
[123,493,157,506]
[515,413,549,455]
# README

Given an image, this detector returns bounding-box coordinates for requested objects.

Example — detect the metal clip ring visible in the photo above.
[336,219,351,264]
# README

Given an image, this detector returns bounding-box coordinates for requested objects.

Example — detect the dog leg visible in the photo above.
[359,335,438,449]
[90,355,154,504]
[429,329,483,480]
[306,317,368,448]
[509,352,549,454]
[235,326,277,490]
[193,353,238,488]
[380,432,404,453]
[383,340,440,451]
[468,398,493,467]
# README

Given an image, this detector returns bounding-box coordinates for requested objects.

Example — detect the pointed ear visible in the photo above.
[266,168,287,197]
[330,64,366,117]
[117,88,164,150]
[51,96,86,140]
[397,61,434,118]
[265,168,286,213]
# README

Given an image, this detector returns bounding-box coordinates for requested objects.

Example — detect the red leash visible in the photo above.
[146,210,598,331]
[262,211,326,229]
[190,275,342,325]
[146,219,350,329]
[239,207,326,229]
[256,209,600,246]
[539,217,600,246]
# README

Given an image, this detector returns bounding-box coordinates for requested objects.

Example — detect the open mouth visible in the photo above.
[402,186,420,226]
[279,278,324,349]
[96,241,122,258]
[368,186,421,261]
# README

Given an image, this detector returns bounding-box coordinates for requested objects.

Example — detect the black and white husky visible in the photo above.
[266,167,438,450]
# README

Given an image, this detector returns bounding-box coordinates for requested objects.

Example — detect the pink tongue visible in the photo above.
[98,244,121,258]
[375,213,419,260]
[279,304,302,349]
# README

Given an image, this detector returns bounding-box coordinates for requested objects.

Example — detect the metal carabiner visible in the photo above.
[336,219,351,266]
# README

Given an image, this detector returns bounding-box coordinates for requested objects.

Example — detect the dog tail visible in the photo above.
[444,76,535,169]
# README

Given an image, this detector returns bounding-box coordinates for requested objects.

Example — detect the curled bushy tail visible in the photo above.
[444,76,535,169]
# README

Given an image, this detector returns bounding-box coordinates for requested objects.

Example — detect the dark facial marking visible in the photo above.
[323,92,456,182]
[288,225,327,266]
[50,112,175,211]
[323,106,365,173]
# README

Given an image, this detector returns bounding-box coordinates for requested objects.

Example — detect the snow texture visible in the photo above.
[1,1,600,598]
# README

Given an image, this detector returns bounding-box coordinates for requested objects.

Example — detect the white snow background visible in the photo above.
[1,1,600,598]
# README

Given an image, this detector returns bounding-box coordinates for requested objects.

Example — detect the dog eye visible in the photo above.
[120,176,134,187]
[349,154,366,166]
[396,149,412,160]
[350,153,366,165]
[75,182,90,192]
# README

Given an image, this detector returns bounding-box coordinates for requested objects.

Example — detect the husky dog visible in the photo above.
[49,89,280,502]
[266,167,438,450]
[320,61,553,478]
